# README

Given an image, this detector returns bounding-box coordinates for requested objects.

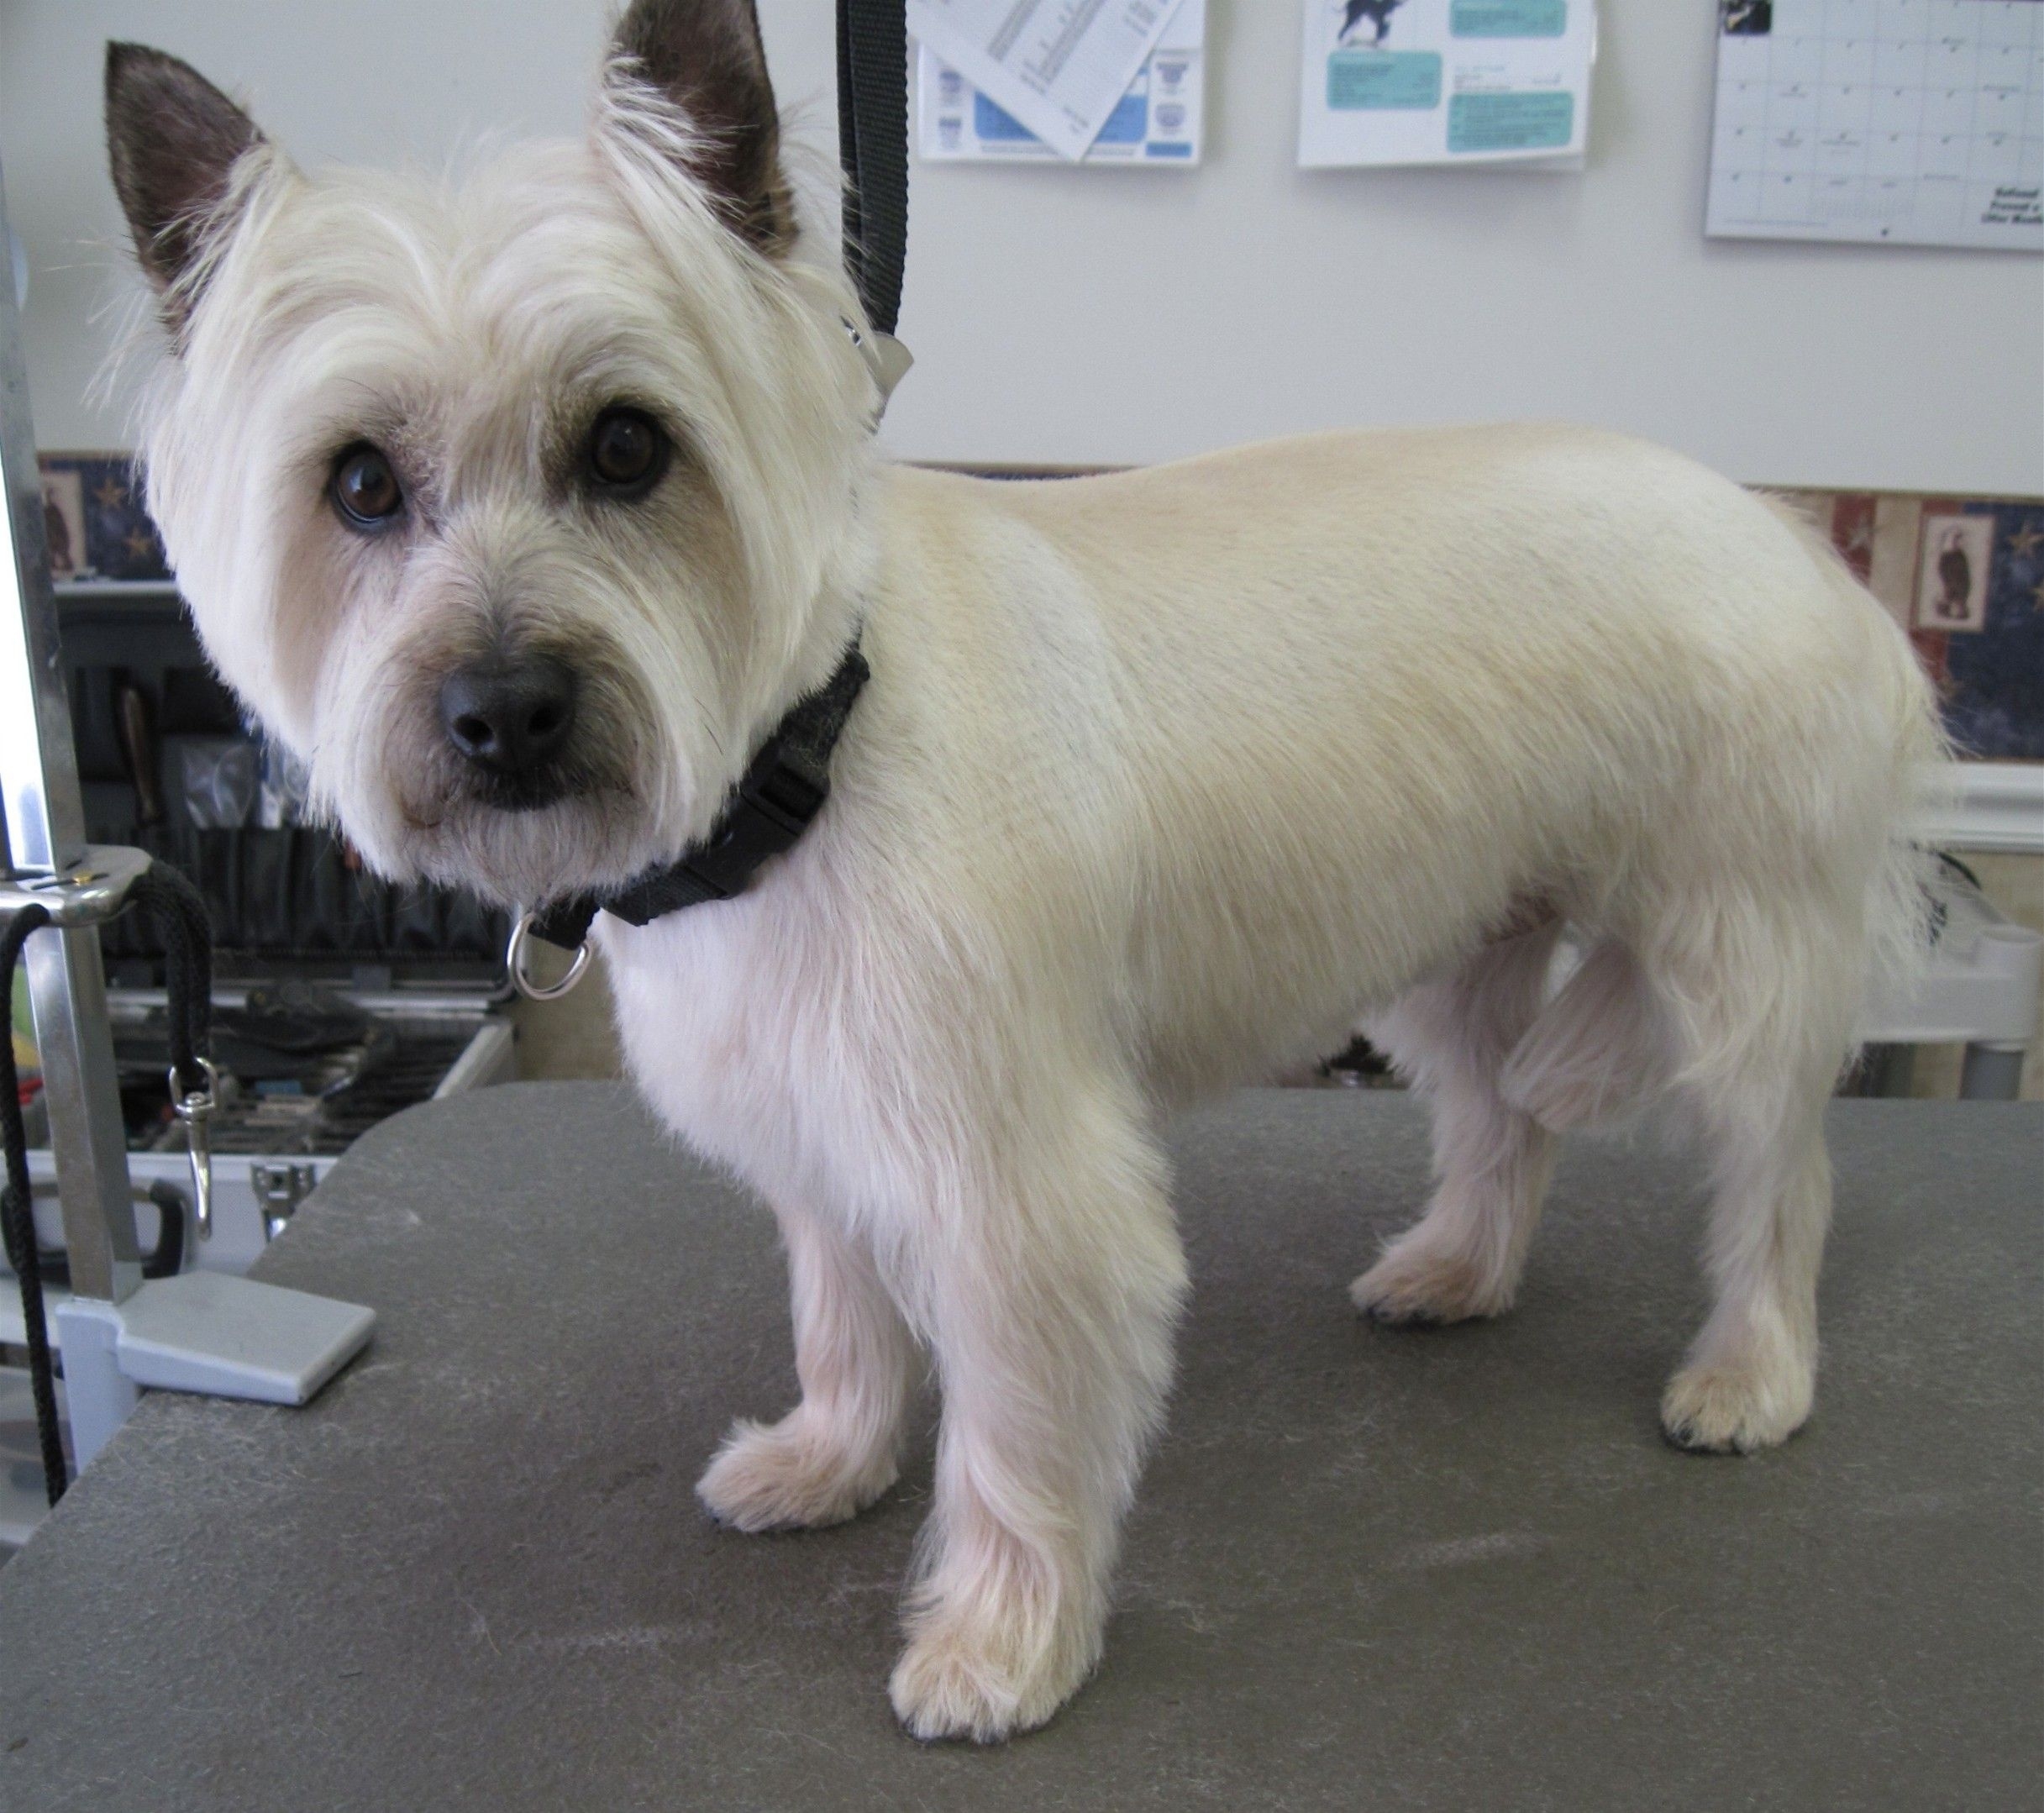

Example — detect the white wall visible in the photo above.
[3,1,2040,491]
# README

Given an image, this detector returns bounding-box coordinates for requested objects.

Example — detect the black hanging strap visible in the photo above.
[0,902,65,1504]
[518,6,906,970]
[838,0,909,335]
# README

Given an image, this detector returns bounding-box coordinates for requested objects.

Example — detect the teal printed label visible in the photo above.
[1448,90,1574,151]
[1327,51,1443,111]
[1451,0,1567,36]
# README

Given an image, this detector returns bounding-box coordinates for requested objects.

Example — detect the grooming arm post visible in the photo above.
[0,160,145,1312]
[0,165,375,1477]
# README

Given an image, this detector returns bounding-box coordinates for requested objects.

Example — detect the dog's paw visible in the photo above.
[1659,1358,1813,1454]
[1349,1238,1508,1327]
[696,1412,896,1532]
[888,1601,1099,1744]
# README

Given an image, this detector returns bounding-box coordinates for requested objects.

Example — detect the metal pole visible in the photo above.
[0,159,144,1306]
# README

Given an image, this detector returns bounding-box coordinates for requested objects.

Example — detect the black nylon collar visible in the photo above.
[525,639,869,953]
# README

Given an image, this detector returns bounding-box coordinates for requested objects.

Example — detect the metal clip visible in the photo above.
[168,1056,218,1240]
[507,910,592,1002]
[842,317,913,419]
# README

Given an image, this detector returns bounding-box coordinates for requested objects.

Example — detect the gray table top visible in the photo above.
[1,1086,2038,1812]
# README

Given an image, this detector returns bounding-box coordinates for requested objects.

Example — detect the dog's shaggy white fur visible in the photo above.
[106,3,1943,1742]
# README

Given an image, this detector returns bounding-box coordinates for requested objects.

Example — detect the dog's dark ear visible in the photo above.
[104,41,265,339]
[604,0,794,254]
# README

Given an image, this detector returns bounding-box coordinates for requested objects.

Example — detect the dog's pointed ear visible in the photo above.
[602,0,795,254]
[105,41,267,339]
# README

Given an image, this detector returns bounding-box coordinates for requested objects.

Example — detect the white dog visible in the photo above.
[105,0,1942,1742]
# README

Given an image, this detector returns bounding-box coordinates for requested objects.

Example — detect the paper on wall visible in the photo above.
[1705,0,2043,253]
[1296,0,1596,171]
[917,0,1204,165]
[906,0,1183,162]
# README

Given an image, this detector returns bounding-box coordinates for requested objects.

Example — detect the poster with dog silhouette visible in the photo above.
[1298,0,1596,169]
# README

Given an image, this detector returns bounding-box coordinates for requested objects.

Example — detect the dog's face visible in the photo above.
[106,1,875,907]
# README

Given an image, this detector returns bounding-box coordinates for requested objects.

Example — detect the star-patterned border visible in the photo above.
[1777,487,2044,762]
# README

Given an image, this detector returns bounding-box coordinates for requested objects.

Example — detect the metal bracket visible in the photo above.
[251,1162,319,1242]
[0,844,153,928]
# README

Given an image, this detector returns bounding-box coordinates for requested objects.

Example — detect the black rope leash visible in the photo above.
[1,859,213,1506]
[130,863,216,1113]
[0,900,65,1505]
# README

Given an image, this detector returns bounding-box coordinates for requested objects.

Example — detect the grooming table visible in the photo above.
[1,1087,2037,1810]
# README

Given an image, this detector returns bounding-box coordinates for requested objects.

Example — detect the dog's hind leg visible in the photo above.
[1648,893,1859,1453]
[696,1203,917,1531]
[1658,1090,1832,1454]
[1351,921,1564,1325]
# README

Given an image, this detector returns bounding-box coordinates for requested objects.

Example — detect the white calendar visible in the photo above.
[1705,0,2042,251]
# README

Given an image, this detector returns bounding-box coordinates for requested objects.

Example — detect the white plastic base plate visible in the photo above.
[55,1275,375,1470]
[110,1271,375,1402]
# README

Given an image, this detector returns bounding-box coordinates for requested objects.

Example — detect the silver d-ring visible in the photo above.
[507,911,592,1002]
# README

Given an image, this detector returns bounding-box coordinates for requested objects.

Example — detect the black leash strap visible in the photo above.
[0,861,213,1506]
[838,0,909,337]
[516,5,906,973]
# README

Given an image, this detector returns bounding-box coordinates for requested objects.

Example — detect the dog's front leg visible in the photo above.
[889,1105,1186,1742]
[696,1202,916,1531]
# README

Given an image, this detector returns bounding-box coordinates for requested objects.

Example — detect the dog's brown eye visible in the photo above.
[331,445,403,528]
[586,408,667,494]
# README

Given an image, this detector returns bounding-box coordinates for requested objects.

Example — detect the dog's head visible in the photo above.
[105,0,877,907]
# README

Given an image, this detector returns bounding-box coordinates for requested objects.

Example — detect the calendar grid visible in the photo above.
[1707,0,2043,250]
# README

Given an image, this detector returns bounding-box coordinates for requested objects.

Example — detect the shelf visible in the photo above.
[1916,762,2044,857]
[51,579,181,602]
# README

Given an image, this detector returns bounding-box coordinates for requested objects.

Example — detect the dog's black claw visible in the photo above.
[1659,1420,1731,1456]
[1364,1303,1442,1328]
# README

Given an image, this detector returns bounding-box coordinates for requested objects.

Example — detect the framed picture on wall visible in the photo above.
[1915,514,1994,633]
[35,454,169,581]
[40,467,87,580]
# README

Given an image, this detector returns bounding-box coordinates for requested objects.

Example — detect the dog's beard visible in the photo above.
[315,624,689,910]
[397,785,657,910]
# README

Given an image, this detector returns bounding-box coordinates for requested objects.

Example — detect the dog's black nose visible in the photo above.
[439,655,578,788]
